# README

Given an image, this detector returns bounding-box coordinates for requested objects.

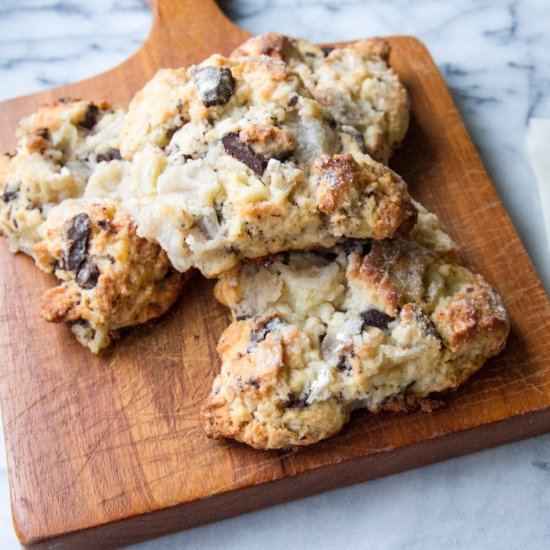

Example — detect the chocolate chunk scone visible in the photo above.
[33,199,183,353]
[117,54,416,277]
[202,218,509,449]
[232,33,409,163]
[0,99,125,257]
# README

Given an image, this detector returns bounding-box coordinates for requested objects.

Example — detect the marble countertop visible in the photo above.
[0,1,549,548]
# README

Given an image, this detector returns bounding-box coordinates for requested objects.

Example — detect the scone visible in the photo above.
[408,199,459,264]
[232,33,409,164]
[0,99,125,257]
[117,54,416,277]
[202,225,509,449]
[33,199,183,353]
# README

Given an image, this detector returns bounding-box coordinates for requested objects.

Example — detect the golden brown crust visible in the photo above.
[216,316,285,390]
[316,153,418,238]
[432,269,510,353]
[313,152,417,240]
[39,285,80,323]
[26,132,50,154]
[24,99,111,137]
[379,392,445,414]
[314,153,360,215]
[238,125,296,158]
[351,37,391,62]
[350,239,436,316]
[231,32,294,61]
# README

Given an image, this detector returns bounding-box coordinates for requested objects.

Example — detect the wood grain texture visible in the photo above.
[0,0,549,547]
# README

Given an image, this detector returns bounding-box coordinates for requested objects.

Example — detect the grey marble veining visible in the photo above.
[0,1,549,549]
[0,0,151,100]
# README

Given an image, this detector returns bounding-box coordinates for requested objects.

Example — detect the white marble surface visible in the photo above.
[0,1,549,548]
[527,119,550,249]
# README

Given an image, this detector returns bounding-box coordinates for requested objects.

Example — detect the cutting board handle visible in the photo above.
[0,0,251,150]
[143,0,250,58]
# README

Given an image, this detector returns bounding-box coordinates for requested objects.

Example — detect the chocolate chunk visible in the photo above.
[335,356,351,372]
[342,239,371,257]
[284,393,309,409]
[36,128,50,140]
[267,251,290,266]
[288,95,298,107]
[311,248,338,262]
[248,378,260,389]
[280,252,291,265]
[96,148,122,163]
[236,314,251,321]
[2,186,18,202]
[361,309,395,330]
[426,318,445,343]
[411,309,442,341]
[274,150,294,162]
[78,104,99,130]
[195,215,219,239]
[341,125,366,152]
[248,316,285,352]
[62,213,91,270]
[76,259,100,289]
[222,132,269,176]
[214,204,224,224]
[193,67,235,107]
[321,46,335,56]
[251,317,284,344]
[165,125,180,144]
[97,219,113,232]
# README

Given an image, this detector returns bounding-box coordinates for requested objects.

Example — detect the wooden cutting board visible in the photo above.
[1,0,549,547]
